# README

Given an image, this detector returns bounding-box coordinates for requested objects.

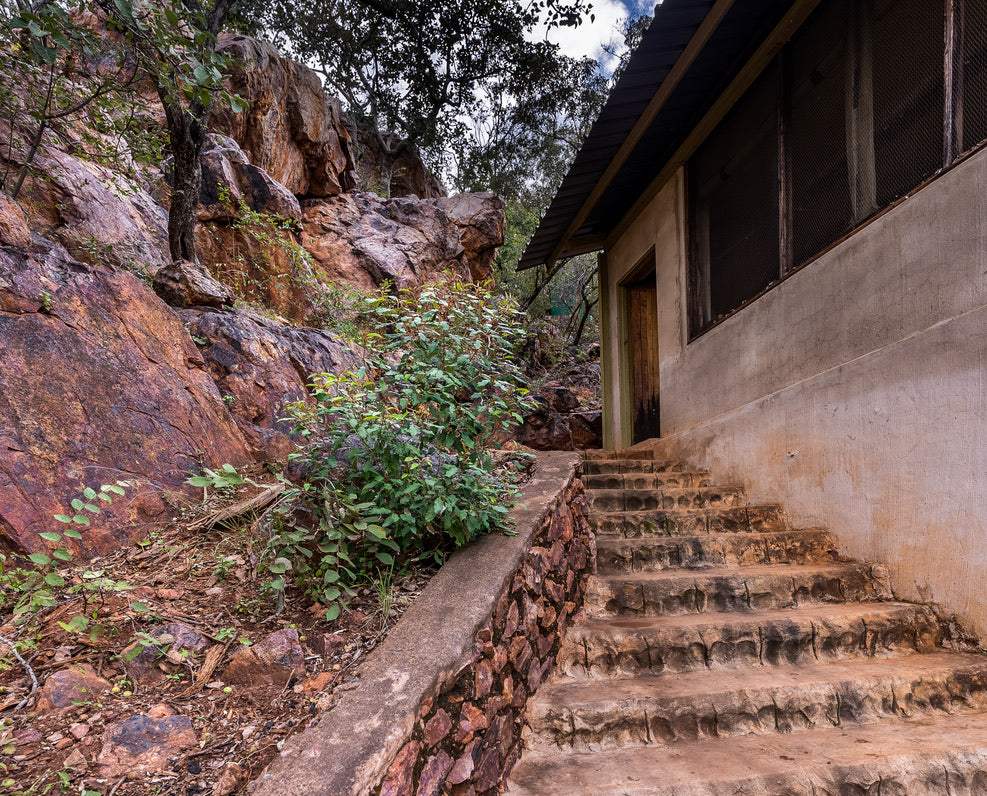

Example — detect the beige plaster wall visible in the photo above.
[602,149,987,636]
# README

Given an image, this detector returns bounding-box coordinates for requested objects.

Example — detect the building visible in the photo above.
[521,0,987,636]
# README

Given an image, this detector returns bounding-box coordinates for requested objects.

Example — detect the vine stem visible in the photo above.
[0,632,39,710]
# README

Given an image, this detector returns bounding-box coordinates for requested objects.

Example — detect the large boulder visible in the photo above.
[301,192,470,291]
[0,238,252,556]
[515,396,573,451]
[195,134,301,224]
[212,35,357,198]
[188,135,313,323]
[429,193,505,283]
[180,308,360,459]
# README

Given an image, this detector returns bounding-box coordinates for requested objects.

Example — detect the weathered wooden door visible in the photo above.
[627,271,660,444]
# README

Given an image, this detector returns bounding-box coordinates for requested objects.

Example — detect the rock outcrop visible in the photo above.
[180,308,359,459]
[430,193,505,283]
[301,192,471,291]
[0,238,253,555]
[212,35,357,198]
[1,126,169,274]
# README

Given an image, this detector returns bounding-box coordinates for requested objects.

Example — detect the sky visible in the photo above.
[544,0,657,69]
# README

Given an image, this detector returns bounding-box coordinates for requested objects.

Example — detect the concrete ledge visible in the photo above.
[249,451,587,796]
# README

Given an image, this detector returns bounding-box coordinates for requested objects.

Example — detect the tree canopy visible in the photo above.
[237,0,594,194]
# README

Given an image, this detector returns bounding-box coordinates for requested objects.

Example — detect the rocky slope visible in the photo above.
[0,35,505,557]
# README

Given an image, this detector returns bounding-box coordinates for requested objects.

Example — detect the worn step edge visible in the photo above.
[508,710,987,795]
[590,505,788,537]
[586,487,748,513]
[583,472,712,490]
[596,529,838,572]
[525,651,987,751]
[583,459,686,475]
[557,602,942,679]
[584,562,893,618]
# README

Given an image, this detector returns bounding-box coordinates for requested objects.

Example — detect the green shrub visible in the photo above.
[266,281,535,618]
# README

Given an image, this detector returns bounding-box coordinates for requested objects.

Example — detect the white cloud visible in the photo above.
[541,1,629,64]
[540,1,655,70]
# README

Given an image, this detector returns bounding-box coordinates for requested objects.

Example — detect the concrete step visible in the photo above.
[557,602,941,679]
[583,471,711,491]
[584,563,893,618]
[508,711,987,795]
[586,486,746,513]
[596,529,838,573]
[526,652,987,752]
[590,504,788,538]
[583,459,685,475]
[583,450,672,462]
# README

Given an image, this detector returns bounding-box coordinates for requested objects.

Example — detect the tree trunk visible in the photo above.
[161,93,206,263]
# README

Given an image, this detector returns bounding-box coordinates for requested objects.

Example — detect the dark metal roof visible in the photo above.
[518,0,793,269]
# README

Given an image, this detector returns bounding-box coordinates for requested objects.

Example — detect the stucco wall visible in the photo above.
[601,148,987,636]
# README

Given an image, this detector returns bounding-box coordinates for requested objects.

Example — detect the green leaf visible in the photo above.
[27,553,52,567]
[44,572,66,587]
[186,476,214,487]
[39,532,62,542]
[375,552,394,565]
[63,529,83,540]
[54,514,73,524]
[83,487,97,500]
[324,604,340,621]
[71,498,85,511]
[72,514,90,526]
[53,548,72,562]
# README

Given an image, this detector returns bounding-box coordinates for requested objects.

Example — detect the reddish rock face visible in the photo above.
[212,35,357,198]
[0,240,252,556]
[0,119,169,272]
[179,308,359,459]
[301,192,469,292]
[429,193,505,283]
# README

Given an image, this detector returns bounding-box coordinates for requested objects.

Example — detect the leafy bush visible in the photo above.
[266,281,535,618]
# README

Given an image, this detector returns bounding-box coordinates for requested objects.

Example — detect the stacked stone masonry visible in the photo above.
[376,477,594,796]
[507,451,987,795]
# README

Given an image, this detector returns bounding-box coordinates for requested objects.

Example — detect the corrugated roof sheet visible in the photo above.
[519,0,792,269]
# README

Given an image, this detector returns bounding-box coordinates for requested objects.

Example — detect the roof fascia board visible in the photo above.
[604,0,825,251]
[542,0,736,268]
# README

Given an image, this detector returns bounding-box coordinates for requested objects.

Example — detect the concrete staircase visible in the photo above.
[506,451,987,795]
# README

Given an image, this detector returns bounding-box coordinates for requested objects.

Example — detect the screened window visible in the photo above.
[690,65,780,331]
[689,0,979,338]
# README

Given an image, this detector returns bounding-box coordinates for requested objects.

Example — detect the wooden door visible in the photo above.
[627,272,660,444]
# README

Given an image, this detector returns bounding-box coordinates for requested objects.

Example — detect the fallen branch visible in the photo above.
[0,633,39,710]
[186,484,284,532]
[177,642,230,699]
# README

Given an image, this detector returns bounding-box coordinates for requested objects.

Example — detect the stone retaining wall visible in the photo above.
[248,451,592,796]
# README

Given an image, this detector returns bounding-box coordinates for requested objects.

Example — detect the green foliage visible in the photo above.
[265,281,535,619]
[0,0,146,198]
[0,480,134,620]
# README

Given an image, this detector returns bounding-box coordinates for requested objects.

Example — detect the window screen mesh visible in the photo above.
[962,0,987,151]
[689,64,780,334]
[688,0,985,338]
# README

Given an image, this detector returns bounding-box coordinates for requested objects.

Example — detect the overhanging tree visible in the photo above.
[238,0,593,196]
[98,0,246,263]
